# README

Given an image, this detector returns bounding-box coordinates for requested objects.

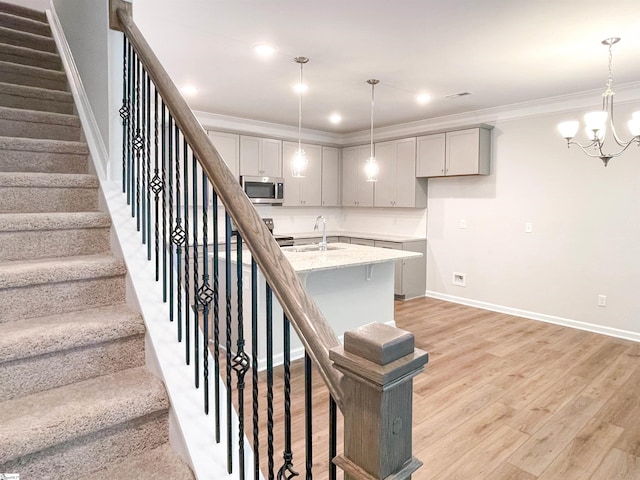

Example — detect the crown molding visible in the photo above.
[195,82,640,147]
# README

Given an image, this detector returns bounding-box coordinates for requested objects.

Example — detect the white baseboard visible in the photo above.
[46,3,109,180]
[425,290,640,343]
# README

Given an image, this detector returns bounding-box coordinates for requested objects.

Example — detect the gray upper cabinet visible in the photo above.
[417,126,492,177]
[239,135,282,178]
[282,141,322,207]
[341,145,374,207]
[321,146,340,207]
[374,137,426,208]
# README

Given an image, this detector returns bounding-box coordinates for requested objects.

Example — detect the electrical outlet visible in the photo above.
[525,222,533,233]
[597,295,607,307]
[452,272,466,287]
[459,219,466,229]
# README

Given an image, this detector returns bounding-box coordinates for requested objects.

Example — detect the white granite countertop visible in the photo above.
[216,242,421,274]
[278,230,426,243]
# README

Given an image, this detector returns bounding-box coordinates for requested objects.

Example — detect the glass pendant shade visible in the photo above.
[558,121,579,139]
[365,156,379,182]
[629,111,640,136]
[291,148,308,178]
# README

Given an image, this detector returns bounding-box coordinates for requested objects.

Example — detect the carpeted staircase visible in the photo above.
[0,2,194,478]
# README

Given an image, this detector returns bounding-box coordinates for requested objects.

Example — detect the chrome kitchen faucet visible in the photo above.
[314,215,327,251]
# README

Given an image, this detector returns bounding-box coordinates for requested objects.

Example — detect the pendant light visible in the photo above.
[365,79,379,182]
[291,56,309,178]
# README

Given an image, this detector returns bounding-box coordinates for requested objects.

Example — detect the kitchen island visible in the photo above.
[216,243,421,369]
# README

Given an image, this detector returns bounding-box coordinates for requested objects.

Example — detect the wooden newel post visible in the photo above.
[330,322,429,480]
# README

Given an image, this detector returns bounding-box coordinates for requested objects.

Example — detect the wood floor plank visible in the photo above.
[588,448,640,480]
[582,344,639,403]
[508,395,605,476]
[537,419,623,480]
[487,462,536,480]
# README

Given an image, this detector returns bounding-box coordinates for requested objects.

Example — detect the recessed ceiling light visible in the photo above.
[293,83,308,93]
[180,85,198,96]
[416,93,431,105]
[329,113,342,124]
[254,44,275,57]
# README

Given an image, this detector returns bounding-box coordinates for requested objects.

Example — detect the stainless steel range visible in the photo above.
[262,218,294,247]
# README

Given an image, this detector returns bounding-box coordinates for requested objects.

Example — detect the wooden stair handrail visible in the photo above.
[114,5,344,409]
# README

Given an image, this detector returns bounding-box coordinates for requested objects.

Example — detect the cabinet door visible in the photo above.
[350,237,375,247]
[394,137,417,207]
[321,146,340,207]
[208,131,240,180]
[446,128,480,176]
[300,143,322,206]
[239,135,261,177]
[416,133,445,177]
[261,138,282,177]
[373,140,396,207]
[374,240,403,296]
[341,146,358,206]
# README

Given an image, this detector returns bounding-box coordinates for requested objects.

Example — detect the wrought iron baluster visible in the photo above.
[119,36,129,195]
[192,151,199,384]
[133,53,142,227]
[212,190,221,442]
[129,48,137,216]
[277,315,299,480]
[140,65,147,245]
[171,119,186,340]
[329,396,337,480]
[198,173,213,413]
[232,234,250,480]
[145,69,152,260]
[305,352,312,480]
[161,101,168,302]
[182,133,190,365]
[251,259,260,480]
[167,114,175,323]
[266,283,275,480]
[150,88,163,280]
[225,212,233,474]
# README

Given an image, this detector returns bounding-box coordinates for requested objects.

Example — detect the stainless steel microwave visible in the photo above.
[240,176,284,205]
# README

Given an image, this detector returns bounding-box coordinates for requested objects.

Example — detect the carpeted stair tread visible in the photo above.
[0,11,51,37]
[0,42,60,70]
[79,443,195,480]
[0,254,126,289]
[0,171,97,187]
[0,24,56,53]
[0,134,87,154]
[0,59,67,90]
[0,211,110,231]
[0,366,169,464]
[0,1,47,23]
[0,304,143,364]
[0,105,78,125]
[0,81,73,114]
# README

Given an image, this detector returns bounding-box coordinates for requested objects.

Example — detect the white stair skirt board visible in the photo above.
[103,180,260,480]
[46,4,109,180]
[425,290,640,344]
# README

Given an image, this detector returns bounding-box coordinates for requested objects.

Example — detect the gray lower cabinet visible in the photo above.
[349,237,375,247]
[293,236,339,246]
[374,239,426,299]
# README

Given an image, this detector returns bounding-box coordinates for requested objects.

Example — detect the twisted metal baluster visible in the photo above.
[130,49,138,217]
[133,54,142,227]
[232,234,250,480]
[266,284,275,480]
[225,212,233,474]
[126,41,133,206]
[212,190,221,442]
[192,151,199,384]
[119,35,130,195]
[198,173,213,413]
[140,65,147,245]
[305,352,312,480]
[182,133,190,365]
[329,396,337,480]
[277,315,299,480]
[149,89,163,280]
[171,120,186,340]
[145,69,152,259]
[167,114,175,323]
[251,259,260,480]
[161,102,168,302]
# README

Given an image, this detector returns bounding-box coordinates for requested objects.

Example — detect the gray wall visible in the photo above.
[52,0,110,152]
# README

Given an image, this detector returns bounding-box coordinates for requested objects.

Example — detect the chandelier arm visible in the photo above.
[567,140,605,159]
[569,137,640,159]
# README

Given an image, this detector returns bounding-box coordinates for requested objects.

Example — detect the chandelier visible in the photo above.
[558,37,640,167]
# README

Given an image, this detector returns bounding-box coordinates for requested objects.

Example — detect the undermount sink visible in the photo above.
[283,244,345,253]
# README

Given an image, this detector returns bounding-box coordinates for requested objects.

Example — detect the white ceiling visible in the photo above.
[133,0,640,134]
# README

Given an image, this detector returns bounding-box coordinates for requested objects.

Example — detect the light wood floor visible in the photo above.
[222,296,640,479]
